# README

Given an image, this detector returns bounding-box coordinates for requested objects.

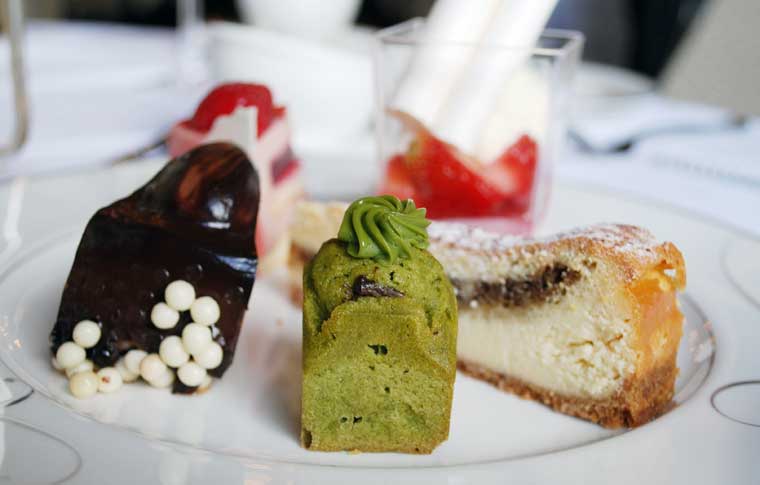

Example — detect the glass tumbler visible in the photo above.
[373,19,583,234]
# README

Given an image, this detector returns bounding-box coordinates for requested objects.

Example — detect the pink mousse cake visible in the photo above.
[168,83,304,266]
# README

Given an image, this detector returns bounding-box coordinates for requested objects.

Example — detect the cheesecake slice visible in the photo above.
[428,223,686,428]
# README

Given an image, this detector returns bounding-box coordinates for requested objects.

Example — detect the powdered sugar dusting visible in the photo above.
[428,222,666,282]
[541,223,660,259]
[428,222,526,252]
[429,222,659,259]
[428,223,542,281]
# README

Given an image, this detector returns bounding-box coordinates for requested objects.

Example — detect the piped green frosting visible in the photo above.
[337,195,430,263]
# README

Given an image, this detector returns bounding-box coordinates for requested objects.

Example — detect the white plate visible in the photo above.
[0,161,757,483]
[0,230,713,467]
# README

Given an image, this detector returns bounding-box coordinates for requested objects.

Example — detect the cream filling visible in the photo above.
[457,285,637,399]
[257,173,306,273]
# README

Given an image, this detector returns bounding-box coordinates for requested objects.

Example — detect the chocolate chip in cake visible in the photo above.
[352,276,404,299]
[453,263,582,308]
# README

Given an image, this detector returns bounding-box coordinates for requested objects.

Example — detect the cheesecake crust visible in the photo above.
[458,356,678,428]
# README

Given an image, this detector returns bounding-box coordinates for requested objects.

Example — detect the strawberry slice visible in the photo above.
[379,109,540,219]
[492,135,537,197]
[379,154,416,202]
[405,133,508,218]
[188,83,282,136]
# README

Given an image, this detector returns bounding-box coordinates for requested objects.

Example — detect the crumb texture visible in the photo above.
[301,240,457,453]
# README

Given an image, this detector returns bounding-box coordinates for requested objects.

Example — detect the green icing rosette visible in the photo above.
[337,195,430,264]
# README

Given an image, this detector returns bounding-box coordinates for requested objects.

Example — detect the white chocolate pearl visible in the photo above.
[181,323,212,356]
[164,280,196,311]
[51,356,64,372]
[56,342,86,369]
[96,367,123,393]
[72,320,101,349]
[69,371,98,399]
[148,368,175,388]
[177,361,206,387]
[115,358,139,382]
[190,296,220,326]
[140,354,168,383]
[124,349,147,375]
[194,342,223,370]
[65,359,94,379]
[198,374,213,393]
[159,336,189,368]
[151,302,179,330]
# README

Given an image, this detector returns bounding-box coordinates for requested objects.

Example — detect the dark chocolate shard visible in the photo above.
[50,143,260,391]
[352,276,404,299]
[173,380,200,395]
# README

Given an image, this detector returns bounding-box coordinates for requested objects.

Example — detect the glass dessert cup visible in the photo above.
[373,19,583,234]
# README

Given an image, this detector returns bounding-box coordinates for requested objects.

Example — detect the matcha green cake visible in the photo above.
[300,195,458,454]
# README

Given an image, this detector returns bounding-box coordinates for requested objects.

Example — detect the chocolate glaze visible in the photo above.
[173,380,200,395]
[50,143,260,392]
[452,264,582,308]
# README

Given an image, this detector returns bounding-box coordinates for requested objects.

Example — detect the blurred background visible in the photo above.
[1,0,758,226]
[20,0,759,94]
[21,0,705,78]
[8,0,758,136]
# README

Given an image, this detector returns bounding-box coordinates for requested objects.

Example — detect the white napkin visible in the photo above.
[638,119,760,187]
[561,116,760,237]
[571,93,735,152]
[559,154,760,237]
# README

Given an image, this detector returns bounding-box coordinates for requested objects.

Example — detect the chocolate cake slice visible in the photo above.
[50,143,260,395]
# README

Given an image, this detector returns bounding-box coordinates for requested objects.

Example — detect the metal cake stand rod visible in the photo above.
[0,0,28,158]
